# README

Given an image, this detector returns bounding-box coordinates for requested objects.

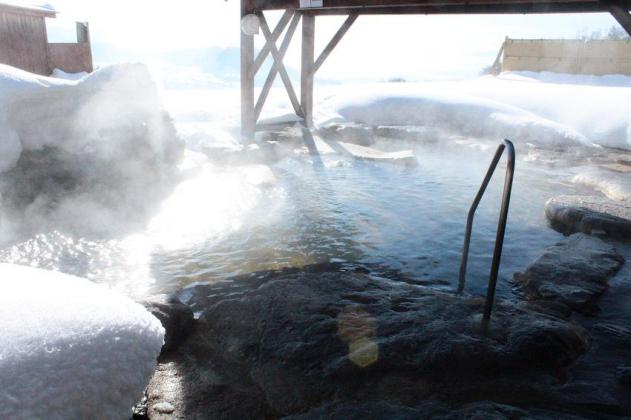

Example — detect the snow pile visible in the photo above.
[573,168,631,202]
[0,1,55,13]
[51,68,88,81]
[0,63,183,238]
[315,72,631,150]
[0,263,164,419]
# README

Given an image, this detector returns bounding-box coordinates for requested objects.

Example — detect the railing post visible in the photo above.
[458,139,515,323]
[482,140,515,321]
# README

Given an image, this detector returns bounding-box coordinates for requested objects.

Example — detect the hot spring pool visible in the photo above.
[0,141,597,299]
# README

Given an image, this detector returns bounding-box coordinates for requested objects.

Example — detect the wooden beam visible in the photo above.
[241,0,256,142]
[258,12,304,117]
[313,14,357,73]
[301,13,315,127]
[308,3,615,15]
[609,3,631,37]
[248,0,631,14]
[255,13,301,121]
[252,9,293,77]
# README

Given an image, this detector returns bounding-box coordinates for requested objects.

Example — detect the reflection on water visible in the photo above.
[0,142,588,299]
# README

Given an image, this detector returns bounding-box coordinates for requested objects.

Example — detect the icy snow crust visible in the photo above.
[0,264,164,419]
[316,71,631,150]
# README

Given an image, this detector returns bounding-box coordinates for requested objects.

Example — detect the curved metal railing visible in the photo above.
[458,139,515,322]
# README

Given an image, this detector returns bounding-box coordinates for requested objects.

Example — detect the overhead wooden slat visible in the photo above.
[246,0,631,15]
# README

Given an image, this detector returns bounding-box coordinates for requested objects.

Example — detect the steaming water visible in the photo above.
[0,139,591,300]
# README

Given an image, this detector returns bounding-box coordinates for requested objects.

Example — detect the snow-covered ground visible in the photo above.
[157,70,631,153]
[0,263,164,419]
[314,72,631,150]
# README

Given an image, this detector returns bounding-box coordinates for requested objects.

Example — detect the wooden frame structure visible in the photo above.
[240,0,631,141]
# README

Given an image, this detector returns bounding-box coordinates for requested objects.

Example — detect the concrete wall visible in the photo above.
[0,10,49,75]
[502,38,631,75]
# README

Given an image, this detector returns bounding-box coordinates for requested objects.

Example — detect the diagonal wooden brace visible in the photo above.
[255,13,301,121]
[258,11,304,118]
[313,13,358,73]
[609,3,631,37]
[251,9,294,77]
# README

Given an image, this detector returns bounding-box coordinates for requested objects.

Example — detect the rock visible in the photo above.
[556,382,620,412]
[572,169,631,202]
[514,233,625,315]
[545,195,631,239]
[287,400,587,419]
[317,123,375,146]
[617,367,631,387]
[146,268,590,418]
[374,125,439,144]
[141,295,194,353]
[152,402,175,414]
[592,323,631,345]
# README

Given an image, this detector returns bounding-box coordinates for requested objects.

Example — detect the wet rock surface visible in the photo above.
[141,294,194,353]
[144,266,598,419]
[286,400,589,420]
[317,123,376,147]
[515,233,624,315]
[545,195,631,239]
[618,367,631,387]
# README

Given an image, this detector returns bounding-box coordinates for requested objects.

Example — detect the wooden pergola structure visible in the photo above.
[240,0,631,141]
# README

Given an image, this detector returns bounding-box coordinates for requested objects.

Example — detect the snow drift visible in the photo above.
[315,72,631,150]
[0,63,183,240]
[0,263,164,419]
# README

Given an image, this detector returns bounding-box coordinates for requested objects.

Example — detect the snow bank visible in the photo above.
[0,263,164,419]
[315,73,631,150]
[51,68,88,81]
[0,63,183,238]
[573,168,631,202]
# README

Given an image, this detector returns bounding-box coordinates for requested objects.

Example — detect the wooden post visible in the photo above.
[241,0,256,142]
[301,13,315,127]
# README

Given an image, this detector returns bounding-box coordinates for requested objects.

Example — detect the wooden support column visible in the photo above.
[240,0,256,142]
[610,3,631,37]
[301,13,315,127]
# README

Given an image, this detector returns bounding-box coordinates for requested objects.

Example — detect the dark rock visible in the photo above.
[514,233,624,315]
[556,382,620,412]
[617,367,631,387]
[286,400,588,419]
[545,195,631,240]
[146,269,590,418]
[317,123,375,146]
[592,323,631,345]
[141,295,194,353]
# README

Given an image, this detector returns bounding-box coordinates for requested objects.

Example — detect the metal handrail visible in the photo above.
[458,139,515,322]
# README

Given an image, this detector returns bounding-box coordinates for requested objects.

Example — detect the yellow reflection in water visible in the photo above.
[337,305,379,368]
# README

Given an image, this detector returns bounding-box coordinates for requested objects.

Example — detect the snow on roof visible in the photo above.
[0,1,56,16]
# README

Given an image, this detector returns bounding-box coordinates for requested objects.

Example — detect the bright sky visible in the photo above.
[42,0,624,81]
